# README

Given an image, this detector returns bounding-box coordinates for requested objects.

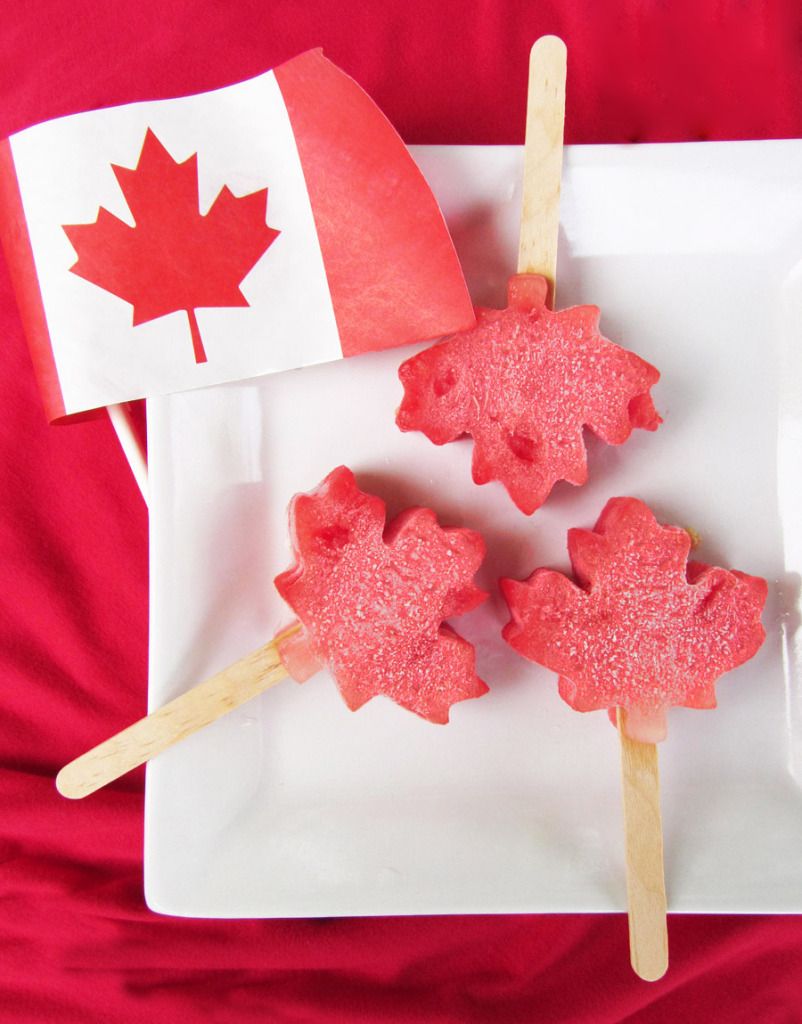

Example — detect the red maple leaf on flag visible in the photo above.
[397,275,661,515]
[274,466,488,724]
[501,497,767,742]
[63,129,280,363]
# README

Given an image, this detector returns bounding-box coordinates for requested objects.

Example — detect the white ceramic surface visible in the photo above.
[145,142,802,918]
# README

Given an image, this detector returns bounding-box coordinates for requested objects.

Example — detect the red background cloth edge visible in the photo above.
[2,2,802,1022]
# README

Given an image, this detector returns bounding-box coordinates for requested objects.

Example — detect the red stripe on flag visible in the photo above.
[275,50,475,357]
[0,139,66,422]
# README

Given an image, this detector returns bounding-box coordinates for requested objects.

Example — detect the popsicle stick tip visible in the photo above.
[531,35,567,59]
[55,768,83,800]
[635,955,669,983]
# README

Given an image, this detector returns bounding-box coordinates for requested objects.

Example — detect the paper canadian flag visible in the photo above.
[0,49,474,421]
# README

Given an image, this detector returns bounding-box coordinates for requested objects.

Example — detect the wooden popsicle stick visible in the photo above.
[617,708,669,981]
[517,35,567,305]
[56,637,292,799]
[518,38,667,980]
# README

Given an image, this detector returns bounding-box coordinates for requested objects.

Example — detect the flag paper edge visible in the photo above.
[0,138,66,421]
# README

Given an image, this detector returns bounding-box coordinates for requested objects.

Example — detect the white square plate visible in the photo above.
[144,143,802,917]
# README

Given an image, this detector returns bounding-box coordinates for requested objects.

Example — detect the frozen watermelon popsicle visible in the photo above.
[56,467,489,799]
[502,497,767,741]
[395,38,661,516]
[274,466,489,724]
[396,275,661,516]
[502,496,767,979]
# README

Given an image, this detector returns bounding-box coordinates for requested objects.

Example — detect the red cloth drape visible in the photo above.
[2,3,801,1021]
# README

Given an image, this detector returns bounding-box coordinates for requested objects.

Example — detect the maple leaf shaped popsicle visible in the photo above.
[397,276,660,515]
[275,466,489,723]
[63,128,280,363]
[501,497,767,742]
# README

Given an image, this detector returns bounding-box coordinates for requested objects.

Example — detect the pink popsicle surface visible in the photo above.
[275,466,488,724]
[501,497,767,742]
[396,274,661,515]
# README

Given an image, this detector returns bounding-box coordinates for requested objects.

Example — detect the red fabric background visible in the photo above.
[2,2,802,1021]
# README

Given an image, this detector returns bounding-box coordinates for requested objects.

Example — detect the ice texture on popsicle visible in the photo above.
[396,274,661,515]
[501,497,767,742]
[274,466,489,723]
